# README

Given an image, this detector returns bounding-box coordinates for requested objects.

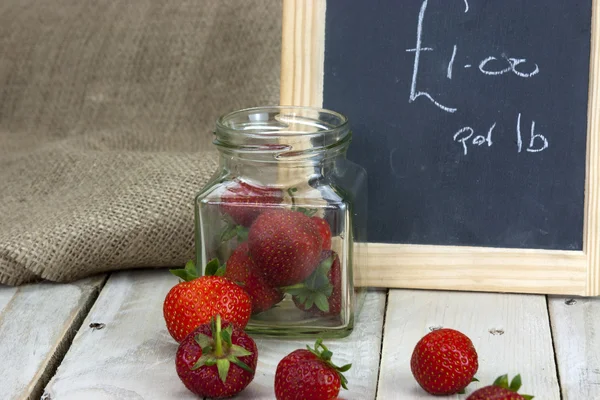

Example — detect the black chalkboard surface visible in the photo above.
[280,0,600,295]
[323,0,592,250]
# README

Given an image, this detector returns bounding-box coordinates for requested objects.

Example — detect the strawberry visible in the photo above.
[274,339,351,400]
[248,209,323,287]
[221,181,283,227]
[224,242,284,314]
[176,315,257,398]
[286,250,342,316]
[163,260,252,342]
[312,216,332,250]
[467,374,534,400]
[411,328,479,395]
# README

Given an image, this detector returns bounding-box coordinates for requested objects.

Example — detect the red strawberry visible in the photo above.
[221,181,283,227]
[163,260,252,342]
[312,216,332,250]
[248,209,323,287]
[176,315,257,398]
[411,328,479,395]
[467,374,534,400]
[225,242,284,314]
[287,250,342,316]
[274,339,351,400]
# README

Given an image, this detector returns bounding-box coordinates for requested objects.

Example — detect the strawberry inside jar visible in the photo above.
[193,106,367,339]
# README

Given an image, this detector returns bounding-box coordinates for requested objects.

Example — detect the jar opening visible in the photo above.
[214,106,351,161]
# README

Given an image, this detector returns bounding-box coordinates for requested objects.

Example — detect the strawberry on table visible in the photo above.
[248,209,323,287]
[467,374,534,400]
[274,339,351,400]
[312,216,332,250]
[224,242,284,314]
[176,315,258,398]
[163,260,252,342]
[220,180,283,227]
[411,328,479,395]
[286,250,342,316]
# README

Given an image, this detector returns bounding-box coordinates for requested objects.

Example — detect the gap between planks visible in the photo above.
[548,295,600,400]
[43,270,387,400]
[377,289,561,399]
[0,274,106,400]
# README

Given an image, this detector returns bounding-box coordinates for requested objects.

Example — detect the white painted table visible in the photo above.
[0,269,598,400]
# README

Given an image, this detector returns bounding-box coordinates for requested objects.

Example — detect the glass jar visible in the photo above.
[194,106,367,338]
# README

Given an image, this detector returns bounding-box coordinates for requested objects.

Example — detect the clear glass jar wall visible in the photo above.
[194,106,367,338]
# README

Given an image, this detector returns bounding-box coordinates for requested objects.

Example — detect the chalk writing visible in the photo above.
[479,56,540,77]
[447,45,458,79]
[454,115,548,155]
[408,0,548,155]
[407,0,457,113]
[517,113,549,153]
[453,123,494,155]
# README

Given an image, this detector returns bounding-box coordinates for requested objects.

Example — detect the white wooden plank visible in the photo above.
[0,285,18,310]
[0,276,105,400]
[548,296,600,399]
[44,269,385,400]
[43,270,190,400]
[239,289,386,400]
[377,290,560,399]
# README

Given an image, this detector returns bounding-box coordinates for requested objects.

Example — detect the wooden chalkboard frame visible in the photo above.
[280,0,600,296]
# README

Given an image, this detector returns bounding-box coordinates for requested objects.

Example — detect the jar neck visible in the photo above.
[213,106,351,186]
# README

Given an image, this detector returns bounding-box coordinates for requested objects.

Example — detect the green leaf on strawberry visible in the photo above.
[220,221,250,243]
[282,254,334,313]
[190,315,254,381]
[467,374,534,400]
[283,250,342,316]
[177,318,257,395]
[274,338,352,399]
[220,223,238,242]
[307,339,351,390]
[204,258,227,277]
[170,260,200,281]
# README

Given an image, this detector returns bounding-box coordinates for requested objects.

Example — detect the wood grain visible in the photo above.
[237,289,386,400]
[44,270,385,399]
[280,0,325,107]
[0,276,105,400]
[279,0,600,296]
[377,289,560,399]
[585,0,600,296]
[548,296,600,399]
[359,243,588,295]
[42,270,193,400]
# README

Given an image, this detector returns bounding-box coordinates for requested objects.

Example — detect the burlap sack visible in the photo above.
[0,0,282,285]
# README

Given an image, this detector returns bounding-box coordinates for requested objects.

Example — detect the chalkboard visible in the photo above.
[279,0,600,296]
[323,0,591,250]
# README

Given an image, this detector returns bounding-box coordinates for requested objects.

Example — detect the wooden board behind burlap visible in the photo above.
[0,0,282,285]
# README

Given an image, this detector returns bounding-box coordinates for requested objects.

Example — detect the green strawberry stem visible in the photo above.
[286,187,318,217]
[214,314,223,357]
[287,187,298,206]
[280,283,306,291]
[307,339,351,390]
[192,315,255,383]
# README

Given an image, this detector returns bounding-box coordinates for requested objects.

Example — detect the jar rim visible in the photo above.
[215,105,349,137]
